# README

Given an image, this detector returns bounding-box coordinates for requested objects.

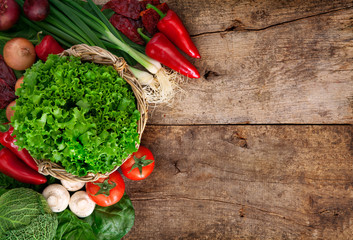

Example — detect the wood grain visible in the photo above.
[123,125,353,240]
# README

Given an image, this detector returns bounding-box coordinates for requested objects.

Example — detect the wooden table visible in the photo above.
[97,0,353,239]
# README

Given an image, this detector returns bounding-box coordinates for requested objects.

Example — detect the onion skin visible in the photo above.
[23,0,50,21]
[3,38,36,71]
[0,0,20,31]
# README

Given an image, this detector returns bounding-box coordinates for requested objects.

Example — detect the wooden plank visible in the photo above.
[123,125,353,240]
[148,8,353,124]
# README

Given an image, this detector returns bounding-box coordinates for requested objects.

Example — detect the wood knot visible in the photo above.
[230,132,248,149]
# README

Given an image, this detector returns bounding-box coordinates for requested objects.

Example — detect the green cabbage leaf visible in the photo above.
[0,188,58,240]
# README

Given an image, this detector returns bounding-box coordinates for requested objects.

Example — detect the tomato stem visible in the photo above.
[129,155,154,175]
[93,178,116,197]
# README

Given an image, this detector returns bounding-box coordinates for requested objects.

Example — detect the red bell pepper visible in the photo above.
[35,35,65,61]
[0,124,38,171]
[147,4,201,59]
[138,29,200,78]
[0,147,47,185]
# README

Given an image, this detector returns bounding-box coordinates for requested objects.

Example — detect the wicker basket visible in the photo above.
[33,44,148,182]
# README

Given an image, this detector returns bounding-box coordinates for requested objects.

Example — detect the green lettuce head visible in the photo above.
[12,55,140,176]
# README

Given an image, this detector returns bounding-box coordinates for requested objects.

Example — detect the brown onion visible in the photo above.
[3,38,36,70]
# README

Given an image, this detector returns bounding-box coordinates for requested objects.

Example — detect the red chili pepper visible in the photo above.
[0,147,47,185]
[35,35,65,61]
[138,29,200,78]
[147,4,201,59]
[0,124,38,171]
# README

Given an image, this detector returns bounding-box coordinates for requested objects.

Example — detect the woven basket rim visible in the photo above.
[32,44,148,182]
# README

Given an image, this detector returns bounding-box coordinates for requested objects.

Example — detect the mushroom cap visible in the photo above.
[42,184,70,212]
[69,191,96,218]
[61,179,85,191]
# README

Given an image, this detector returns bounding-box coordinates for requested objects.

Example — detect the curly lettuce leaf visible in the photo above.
[12,55,140,176]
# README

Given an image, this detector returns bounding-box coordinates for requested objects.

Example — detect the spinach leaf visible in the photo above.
[55,210,96,240]
[84,194,135,240]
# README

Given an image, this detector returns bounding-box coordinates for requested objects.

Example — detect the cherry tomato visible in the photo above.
[86,171,125,207]
[120,145,155,181]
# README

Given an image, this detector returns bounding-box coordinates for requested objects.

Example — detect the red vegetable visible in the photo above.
[109,14,144,45]
[139,29,200,78]
[35,35,64,61]
[86,171,125,207]
[0,124,38,171]
[140,3,169,35]
[0,54,16,89]
[139,0,160,10]
[0,54,16,109]
[147,4,201,59]
[0,0,20,31]
[102,0,142,20]
[120,145,155,181]
[23,0,50,21]
[0,147,47,185]
[0,80,15,109]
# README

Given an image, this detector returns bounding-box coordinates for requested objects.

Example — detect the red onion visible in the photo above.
[23,0,50,21]
[0,0,20,31]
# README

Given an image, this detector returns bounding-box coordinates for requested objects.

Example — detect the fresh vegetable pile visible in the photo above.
[0,172,136,240]
[11,54,140,176]
[0,0,192,238]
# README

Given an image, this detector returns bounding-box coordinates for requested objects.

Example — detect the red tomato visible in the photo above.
[120,145,155,181]
[86,171,125,207]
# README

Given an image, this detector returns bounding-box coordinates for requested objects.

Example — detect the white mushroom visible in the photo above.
[60,179,85,192]
[69,191,96,218]
[42,184,70,213]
